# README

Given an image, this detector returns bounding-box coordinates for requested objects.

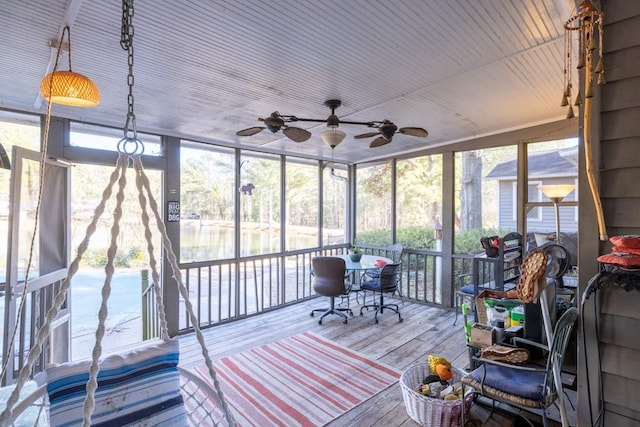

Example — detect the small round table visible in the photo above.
[333,254,394,305]
[334,254,393,272]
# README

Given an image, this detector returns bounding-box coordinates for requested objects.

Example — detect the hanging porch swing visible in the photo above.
[0,1,236,425]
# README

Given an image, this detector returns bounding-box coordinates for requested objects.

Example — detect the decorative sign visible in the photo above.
[167,201,180,222]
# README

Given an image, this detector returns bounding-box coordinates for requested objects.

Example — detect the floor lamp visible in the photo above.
[536,184,576,427]
[538,184,576,243]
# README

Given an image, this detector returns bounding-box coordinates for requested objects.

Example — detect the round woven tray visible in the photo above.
[400,363,473,427]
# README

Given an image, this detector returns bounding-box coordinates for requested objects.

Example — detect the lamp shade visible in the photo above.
[40,70,101,107]
[320,129,346,148]
[538,184,576,201]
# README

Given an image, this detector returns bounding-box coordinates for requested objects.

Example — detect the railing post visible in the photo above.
[141,269,150,340]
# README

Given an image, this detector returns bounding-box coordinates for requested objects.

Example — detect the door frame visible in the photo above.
[2,146,71,385]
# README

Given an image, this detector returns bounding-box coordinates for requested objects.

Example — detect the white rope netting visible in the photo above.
[0,154,236,426]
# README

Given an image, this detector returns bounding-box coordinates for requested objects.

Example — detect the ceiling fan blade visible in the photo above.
[236,126,266,136]
[399,127,429,137]
[283,126,312,143]
[370,136,391,148]
[354,131,380,139]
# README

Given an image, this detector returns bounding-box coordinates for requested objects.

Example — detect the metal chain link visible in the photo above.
[118,0,144,154]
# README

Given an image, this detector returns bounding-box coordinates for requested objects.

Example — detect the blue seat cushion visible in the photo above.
[459,284,475,294]
[471,363,546,402]
[361,279,382,291]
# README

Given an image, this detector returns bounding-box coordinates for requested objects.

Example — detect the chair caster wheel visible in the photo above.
[310,313,314,317]
[399,318,404,323]
[343,319,348,324]
[318,319,322,325]
[375,319,379,324]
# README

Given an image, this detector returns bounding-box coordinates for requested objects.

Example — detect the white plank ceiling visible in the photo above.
[0,0,578,164]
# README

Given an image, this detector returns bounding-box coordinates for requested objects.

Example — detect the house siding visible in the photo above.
[496,179,578,233]
[579,2,640,426]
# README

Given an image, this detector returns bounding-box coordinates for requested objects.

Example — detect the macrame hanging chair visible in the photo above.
[0,153,236,426]
[0,1,235,424]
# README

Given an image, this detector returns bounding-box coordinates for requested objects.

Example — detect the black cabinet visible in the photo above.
[473,232,523,297]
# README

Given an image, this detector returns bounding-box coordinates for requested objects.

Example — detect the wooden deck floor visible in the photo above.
[178,295,569,426]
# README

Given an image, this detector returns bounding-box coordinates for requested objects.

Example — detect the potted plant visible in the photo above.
[349,243,363,262]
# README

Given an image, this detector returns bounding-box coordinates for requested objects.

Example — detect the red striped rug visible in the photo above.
[189,331,401,426]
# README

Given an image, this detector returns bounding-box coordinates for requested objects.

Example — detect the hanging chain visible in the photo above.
[118,0,144,154]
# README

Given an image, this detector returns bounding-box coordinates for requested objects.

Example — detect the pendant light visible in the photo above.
[39,25,100,107]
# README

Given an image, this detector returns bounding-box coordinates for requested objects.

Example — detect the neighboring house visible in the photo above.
[486,147,578,233]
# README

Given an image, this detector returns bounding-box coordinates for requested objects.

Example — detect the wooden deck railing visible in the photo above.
[175,245,477,334]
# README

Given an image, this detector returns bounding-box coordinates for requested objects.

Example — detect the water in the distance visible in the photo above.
[180,220,319,262]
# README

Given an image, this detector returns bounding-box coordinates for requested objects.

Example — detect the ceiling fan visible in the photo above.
[236,100,428,148]
[235,112,312,143]
[354,120,429,148]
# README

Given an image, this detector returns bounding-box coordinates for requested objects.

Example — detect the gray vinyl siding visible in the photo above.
[579,2,640,426]
[497,180,516,230]
[497,179,577,233]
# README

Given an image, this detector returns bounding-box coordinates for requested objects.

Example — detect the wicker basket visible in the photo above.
[400,363,473,427]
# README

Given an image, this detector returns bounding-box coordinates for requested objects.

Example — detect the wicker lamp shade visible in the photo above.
[40,70,101,107]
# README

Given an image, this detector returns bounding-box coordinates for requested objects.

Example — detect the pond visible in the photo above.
[180,220,320,262]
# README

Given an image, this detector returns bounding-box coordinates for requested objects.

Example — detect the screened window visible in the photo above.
[356,162,392,246]
[180,143,235,262]
[396,155,442,249]
[285,159,319,250]
[70,122,162,156]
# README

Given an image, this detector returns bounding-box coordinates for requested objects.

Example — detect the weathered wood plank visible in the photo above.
[598,313,640,351]
[601,402,640,427]
[177,297,576,426]
[601,196,640,227]
[601,76,640,112]
[604,15,640,52]
[604,46,640,83]
[599,286,640,321]
[603,372,640,420]
[601,107,640,141]
[604,0,640,24]
[601,137,640,170]
[600,342,640,382]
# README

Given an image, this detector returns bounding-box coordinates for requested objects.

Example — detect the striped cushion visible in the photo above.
[47,340,186,427]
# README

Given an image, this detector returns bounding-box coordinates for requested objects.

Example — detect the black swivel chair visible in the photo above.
[310,256,353,324]
[359,262,403,324]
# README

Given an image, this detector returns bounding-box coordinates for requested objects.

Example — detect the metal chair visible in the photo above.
[359,262,403,324]
[454,272,475,325]
[362,243,405,303]
[310,256,353,324]
[462,306,578,427]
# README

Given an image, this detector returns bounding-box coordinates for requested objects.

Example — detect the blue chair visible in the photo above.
[359,262,403,324]
[462,307,578,427]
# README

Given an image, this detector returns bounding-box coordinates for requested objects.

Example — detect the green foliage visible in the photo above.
[397,227,437,250]
[82,247,146,268]
[357,226,514,254]
[357,227,437,250]
[453,227,513,254]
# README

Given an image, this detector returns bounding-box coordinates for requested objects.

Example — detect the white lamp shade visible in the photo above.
[320,129,346,148]
[538,184,576,200]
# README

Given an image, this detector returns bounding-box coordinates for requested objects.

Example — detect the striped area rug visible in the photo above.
[189,331,401,426]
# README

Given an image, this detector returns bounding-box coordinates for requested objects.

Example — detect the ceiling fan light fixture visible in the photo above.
[326,113,340,129]
[320,129,346,148]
